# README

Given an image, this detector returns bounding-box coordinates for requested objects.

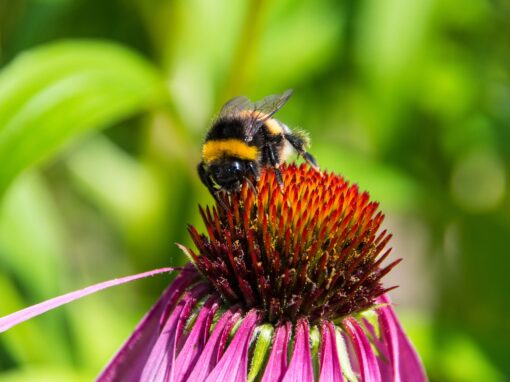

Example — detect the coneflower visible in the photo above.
[0,164,426,381]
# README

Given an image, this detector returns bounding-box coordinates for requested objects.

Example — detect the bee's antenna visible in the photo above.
[214,190,229,211]
[247,162,260,182]
[245,177,258,196]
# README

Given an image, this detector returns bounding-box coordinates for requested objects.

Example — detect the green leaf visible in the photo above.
[0,40,165,195]
[0,172,71,365]
[67,136,165,237]
[0,171,64,299]
[66,135,170,263]
[252,1,342,93]
[0,366,92,382]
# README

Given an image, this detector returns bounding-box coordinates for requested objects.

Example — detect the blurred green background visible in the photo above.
[0,0,509,381]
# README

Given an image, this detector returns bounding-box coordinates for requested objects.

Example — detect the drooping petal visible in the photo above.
[172,296,219,381]
[282,319,314,382]
[344,318,381,382]
[319,321,344,382]
[377,310,399,381]
[215,309,240,364]
[377,295,427,382]
[204,310,261,382]
[362,316,394,381]
[0,267,178,333]
[186,308,241,381]
[140,283,209,382]
[261,321,291,382]
[98,268,200,382]
[139,298,185,382]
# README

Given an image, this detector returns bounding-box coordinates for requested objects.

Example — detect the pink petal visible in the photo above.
[215,308,240,364]
[140,299,185,381]
[344,318,381,382]
[362,317,394,381]
[173,296,219,381]
[0,267,179,333]
[377,295,427,382]
[140,283,209,381]
[204,310,261,382]
[186,308,241,381]
[377,311,399,382]
[282,319,314,382]
[319,321,344,382]
[97,268,199,382]
[261,321,291,382]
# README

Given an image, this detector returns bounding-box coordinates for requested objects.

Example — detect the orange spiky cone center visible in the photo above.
[181,164,399,324]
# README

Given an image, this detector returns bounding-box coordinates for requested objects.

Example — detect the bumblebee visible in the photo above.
[198,89,318,196]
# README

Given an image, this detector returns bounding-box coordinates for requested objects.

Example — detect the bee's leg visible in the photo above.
[243,162,259,195]
[274,168,284,190]
[266,145,284,189]
[284,133,319,170]
[247,162,260,181]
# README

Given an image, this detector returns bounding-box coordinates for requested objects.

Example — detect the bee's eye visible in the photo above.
[210,161,245,187]
[230,161,243,174]
[222,161,244,178]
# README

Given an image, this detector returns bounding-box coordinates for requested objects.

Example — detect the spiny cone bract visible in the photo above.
[183,164,399,324]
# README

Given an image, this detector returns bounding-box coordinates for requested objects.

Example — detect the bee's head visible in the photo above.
[209,160,246,190]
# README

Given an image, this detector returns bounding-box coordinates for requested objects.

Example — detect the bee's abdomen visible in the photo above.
[263,118,285,136]
[202,139,259,163]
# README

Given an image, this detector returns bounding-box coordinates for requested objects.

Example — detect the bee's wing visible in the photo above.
[218,96,253,117]
[218,89,294,140]
[245,89,294,138]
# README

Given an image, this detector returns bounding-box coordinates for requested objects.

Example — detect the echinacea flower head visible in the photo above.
[183,163,397,325]
[0,164,426,382]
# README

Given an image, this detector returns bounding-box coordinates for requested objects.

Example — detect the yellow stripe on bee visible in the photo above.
[264,119,284,135]
[202,139,259,163]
